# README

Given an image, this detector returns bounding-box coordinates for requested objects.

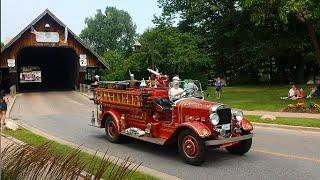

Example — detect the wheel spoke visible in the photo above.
[182,135,199,158]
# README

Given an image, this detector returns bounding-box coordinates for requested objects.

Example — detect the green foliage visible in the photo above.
[1,42,4,48]
[240,0,320,65]
[305,101,315,109]
[130,28,210,81]
[101,50,128,81]
[2,128,157,180]
[155,0,320,85]
[80,7,137,55]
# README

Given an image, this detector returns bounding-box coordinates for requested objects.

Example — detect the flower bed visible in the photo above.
[283,100,320,113]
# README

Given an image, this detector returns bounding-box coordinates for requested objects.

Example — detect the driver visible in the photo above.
[169,76,185,100]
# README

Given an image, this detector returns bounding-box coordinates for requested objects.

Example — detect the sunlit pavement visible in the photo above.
[10,91,320,180]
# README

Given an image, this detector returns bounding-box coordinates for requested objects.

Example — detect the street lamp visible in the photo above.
[133,40,141,51]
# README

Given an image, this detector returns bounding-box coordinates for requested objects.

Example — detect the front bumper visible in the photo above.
[205,134,253,146]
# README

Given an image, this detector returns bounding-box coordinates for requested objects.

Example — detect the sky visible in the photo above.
[1,0,162,43]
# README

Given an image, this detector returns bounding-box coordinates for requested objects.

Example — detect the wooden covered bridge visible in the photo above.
[0,9,108,92]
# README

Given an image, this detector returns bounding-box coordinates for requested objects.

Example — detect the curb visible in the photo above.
[252,122,320,132]
[6,94,17,119]
[243,110,320,119]
[78,91,92,99]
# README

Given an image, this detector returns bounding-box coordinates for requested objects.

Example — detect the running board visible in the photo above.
[120,132,166,145]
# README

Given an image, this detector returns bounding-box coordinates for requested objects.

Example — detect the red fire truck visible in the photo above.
[90,71,253,165]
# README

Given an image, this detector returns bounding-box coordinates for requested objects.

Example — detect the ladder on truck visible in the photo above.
[95,89,142,107]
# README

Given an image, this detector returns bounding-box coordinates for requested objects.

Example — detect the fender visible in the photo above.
[241,118,253,132]
[179,121,212,138]
[103,110,122,132]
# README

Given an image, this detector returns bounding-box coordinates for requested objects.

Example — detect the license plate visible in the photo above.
[221,124,230,130]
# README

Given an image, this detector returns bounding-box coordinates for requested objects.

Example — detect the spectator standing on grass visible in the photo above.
[214,77,223,99]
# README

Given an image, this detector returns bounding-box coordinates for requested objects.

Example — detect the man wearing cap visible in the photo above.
[169,76,185,100]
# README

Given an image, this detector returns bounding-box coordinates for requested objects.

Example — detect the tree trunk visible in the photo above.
[295,13,320,65]
[269,56,272,85]
[296,12,320,65]
[295,59,305,84]
[305,21,320,65]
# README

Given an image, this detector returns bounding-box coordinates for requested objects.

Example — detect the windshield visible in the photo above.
[168,79,204,101]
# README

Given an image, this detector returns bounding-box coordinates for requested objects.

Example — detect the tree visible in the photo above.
[101,50,128,81]
[80,7,137,55]
[126,28,210,87]
[155,0,319,84]
[1,42,4,48]
[240,0,320,65]
[154,0,269,84]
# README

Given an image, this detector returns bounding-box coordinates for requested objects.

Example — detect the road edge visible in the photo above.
[252,122,320,132]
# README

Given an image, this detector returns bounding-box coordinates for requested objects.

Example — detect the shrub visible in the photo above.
[1,142,139,180]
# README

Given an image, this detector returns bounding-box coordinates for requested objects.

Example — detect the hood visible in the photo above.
[175,98,218,111]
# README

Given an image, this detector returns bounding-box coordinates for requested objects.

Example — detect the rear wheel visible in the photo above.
[105,116,120,143]
[226,137,252,155]
[178,129,205,165]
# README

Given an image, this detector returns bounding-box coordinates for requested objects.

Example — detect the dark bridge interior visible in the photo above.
[17,47,78,91]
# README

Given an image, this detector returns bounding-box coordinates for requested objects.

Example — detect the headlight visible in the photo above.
[210,113,219,125]
[210,104,221,112]
[232,109,243,121]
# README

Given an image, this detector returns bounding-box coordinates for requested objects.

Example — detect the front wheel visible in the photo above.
[178,129,206,165]
[105,116,120,143]
[226,137,252,155]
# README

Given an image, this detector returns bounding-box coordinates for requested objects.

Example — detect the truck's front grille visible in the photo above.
[217,108,231,125]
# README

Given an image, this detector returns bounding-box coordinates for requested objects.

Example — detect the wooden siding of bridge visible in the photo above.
[0,14,102,68]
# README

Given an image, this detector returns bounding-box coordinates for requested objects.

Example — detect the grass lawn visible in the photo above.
[205,86,320,111]
[2,128,157,180]
[246,115,320,128]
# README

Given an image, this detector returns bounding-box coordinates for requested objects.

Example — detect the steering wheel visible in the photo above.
[182,88,193,97]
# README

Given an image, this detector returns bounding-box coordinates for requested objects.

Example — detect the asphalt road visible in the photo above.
[10,91,320,180]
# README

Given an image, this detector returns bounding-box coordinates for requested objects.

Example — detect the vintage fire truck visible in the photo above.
[90,70,253,165]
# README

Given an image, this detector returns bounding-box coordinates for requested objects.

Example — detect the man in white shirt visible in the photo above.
[169,76,185,100]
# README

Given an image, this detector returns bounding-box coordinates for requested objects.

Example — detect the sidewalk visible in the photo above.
[243,110,320,119]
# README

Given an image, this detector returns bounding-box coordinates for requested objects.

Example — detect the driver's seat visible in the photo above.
[153,98,173,112]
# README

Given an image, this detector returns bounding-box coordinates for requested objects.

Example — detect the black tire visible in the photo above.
[178,129,206,165]
[226,137,252,155]
[105,116,120,143]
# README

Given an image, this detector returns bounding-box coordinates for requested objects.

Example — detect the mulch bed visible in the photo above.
[283,108,320,114]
